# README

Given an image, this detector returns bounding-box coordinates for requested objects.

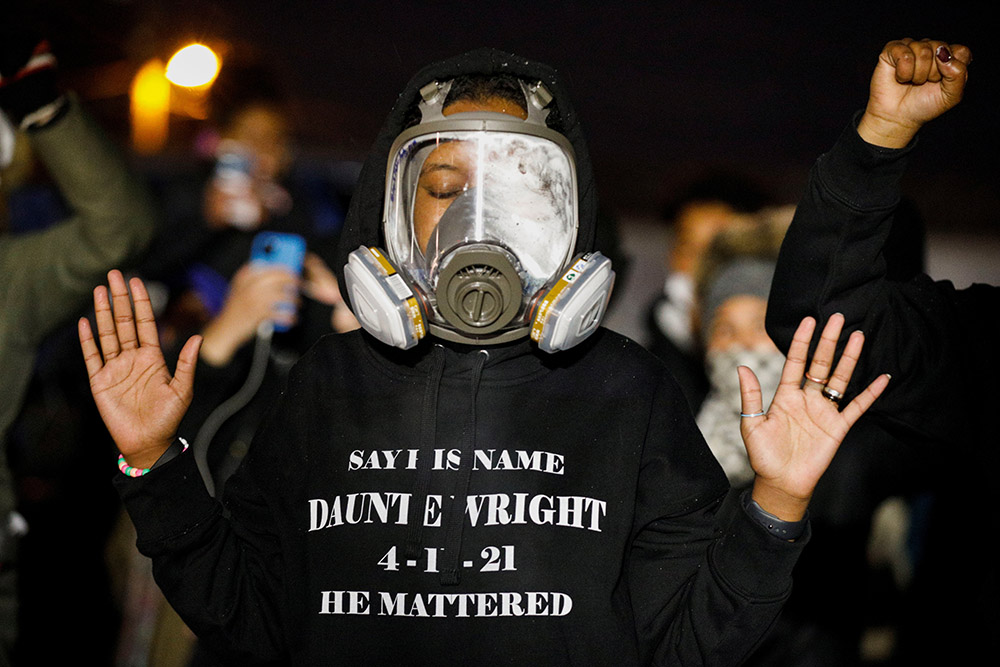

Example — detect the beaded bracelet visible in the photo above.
[117,437,189,477]
[117,455,149,478]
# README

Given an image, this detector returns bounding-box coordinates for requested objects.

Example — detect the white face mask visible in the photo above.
[704,347,785,413]
[697,346,786,486]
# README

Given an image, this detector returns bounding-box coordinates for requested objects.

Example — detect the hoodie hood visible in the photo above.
[334,48,599,308]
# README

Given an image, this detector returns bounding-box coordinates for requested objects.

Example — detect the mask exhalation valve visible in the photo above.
[436,246,522,334]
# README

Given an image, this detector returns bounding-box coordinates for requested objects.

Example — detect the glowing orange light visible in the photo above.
[130,58,170,154]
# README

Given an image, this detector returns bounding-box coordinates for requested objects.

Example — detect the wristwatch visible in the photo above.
[742,491,808,541]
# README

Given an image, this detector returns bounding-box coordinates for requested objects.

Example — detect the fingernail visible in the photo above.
[936,46,952,63]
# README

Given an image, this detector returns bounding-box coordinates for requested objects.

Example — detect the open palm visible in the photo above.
[738,315,889,518]
[79,270,201,469]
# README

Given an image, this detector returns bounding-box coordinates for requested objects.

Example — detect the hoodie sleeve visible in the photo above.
[764,114,998,444]
[114,443,289,664]
[113,353,312,663]
[628,373,806,666]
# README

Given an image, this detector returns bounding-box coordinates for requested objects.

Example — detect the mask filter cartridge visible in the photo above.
[530,252,615,353]
[344,247,426,349]
[347,247,614,353]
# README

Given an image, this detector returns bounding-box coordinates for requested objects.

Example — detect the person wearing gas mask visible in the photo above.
[79,49,888,665]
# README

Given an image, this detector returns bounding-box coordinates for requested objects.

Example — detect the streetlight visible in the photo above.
[130,43,222,154]
[165,44,220,88]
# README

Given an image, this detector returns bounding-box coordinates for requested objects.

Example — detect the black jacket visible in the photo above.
[118,49,805,666]
[765,115,1000,662]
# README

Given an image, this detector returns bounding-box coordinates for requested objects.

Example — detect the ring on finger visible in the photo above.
[803,371,827,391]
[821,386,844,404]
[740,410,766,418]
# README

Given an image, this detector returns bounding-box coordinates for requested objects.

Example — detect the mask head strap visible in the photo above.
[417,78,553,126]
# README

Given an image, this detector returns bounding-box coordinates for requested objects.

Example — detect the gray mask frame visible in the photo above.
[381,79,580,346]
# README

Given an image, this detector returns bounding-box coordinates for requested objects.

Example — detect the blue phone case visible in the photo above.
[250,232,307,274]
[250,232,307,331]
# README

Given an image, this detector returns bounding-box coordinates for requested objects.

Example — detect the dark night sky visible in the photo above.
[29,0,1000,232]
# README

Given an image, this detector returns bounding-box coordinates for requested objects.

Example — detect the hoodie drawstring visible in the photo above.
[405,344,446,559]
[440,349,489,585]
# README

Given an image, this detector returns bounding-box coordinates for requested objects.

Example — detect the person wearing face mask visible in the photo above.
[693,215,790,489]
[692,216,919,665]
[645,171,776,411]
[79,49,889,665]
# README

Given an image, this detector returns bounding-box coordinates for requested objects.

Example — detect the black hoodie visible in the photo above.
[117,49,805,666]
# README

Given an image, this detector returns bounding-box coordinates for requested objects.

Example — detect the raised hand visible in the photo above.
[859,38,972,149]
[79,270,202,469]
[737,314,890,521]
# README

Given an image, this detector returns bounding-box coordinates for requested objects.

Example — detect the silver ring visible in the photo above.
[740,411,766,418]
[821,386,844,403]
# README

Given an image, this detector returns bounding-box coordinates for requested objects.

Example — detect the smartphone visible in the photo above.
[250,231,307,331]
[213,141,261,230]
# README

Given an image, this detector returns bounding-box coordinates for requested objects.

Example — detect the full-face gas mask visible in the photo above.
[344,78,614,352]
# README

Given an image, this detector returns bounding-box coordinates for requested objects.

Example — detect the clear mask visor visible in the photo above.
[385,129,578,305]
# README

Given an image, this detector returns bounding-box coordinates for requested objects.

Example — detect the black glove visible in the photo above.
[0,15,63,128]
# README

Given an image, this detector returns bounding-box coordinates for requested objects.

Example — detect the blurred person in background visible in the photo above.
[142,58,355,348]
[110,58,358,666]
[691,209,792,490]
[645,170,776,410]
[0,23,157,665]
[146,61,359,492]
[134,57,358,493]
[698,212,930,665]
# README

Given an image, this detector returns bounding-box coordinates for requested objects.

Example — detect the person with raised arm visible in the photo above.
[765,38,994,662]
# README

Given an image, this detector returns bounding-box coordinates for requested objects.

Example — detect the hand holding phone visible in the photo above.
[250,231,306,332]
